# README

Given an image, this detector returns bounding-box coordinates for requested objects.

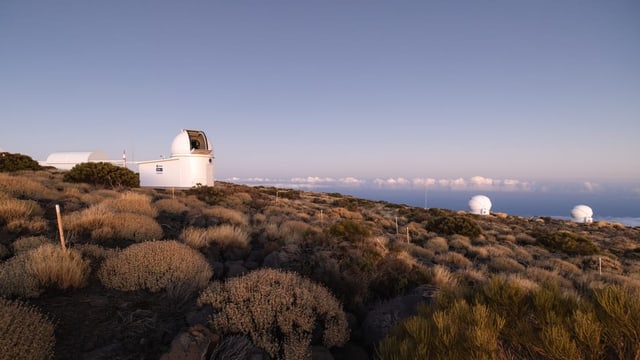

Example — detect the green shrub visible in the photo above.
[186,185,225,205]
[536,230,599,255]
[198,268,349,360]
[327,219,370,243]
[98,240,212,292]
[425,215,482,237]
[0,152,42,172]
[593,286,640,359]
[63,162,139,188]
[0,298,55,360]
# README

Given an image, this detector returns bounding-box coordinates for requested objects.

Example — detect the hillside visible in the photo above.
[1,169,639,360]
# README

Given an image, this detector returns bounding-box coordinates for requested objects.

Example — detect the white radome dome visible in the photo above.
[170,130,191,155]
[571,205,593,223]
[469,195,492,215]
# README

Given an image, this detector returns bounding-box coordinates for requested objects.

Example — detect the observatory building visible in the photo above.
[571,205,593,223]
[138,129,214,188]
[469,195,492,215]
[39,151,120,170]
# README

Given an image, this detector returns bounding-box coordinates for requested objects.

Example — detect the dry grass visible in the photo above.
[425,237,448,253]
[0,298,55,360]
[99,240,212,292]
[198,268,349,359]
[449,235,472,251]
[435,252,473,269]
[0,172,59,200]
[432,265,459,289]
[28,244,90,290]
[203,206,249,227]
[12,235,53,254]
[102,191,158,217]
[0,198,42,223]
[488,256,526,273]
[180,225,250,249]
[65,204,163,242]
[154,198,189,214]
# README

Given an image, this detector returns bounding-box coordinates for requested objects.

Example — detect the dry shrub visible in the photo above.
[203,206,249,227]
[525,267,572,290]
[466,245,489,259]
[449,235,472,251]
[329,207,363,220]
[432,265,459,289]
[99,240,212,292]
[0,172,58,200]
[180,227,209,249]
[102,191,158,217]
[593,286,640,359]
[154,198,188,214]
[0,253,41,298]
[0,198,42,223]
[497,273,540,293]
[425,237,448,253]
[498,234,517,243]
[198,269,349,360]
[456,268,488,287]
[75,244,117,260]
[486,244,515,258]
[278,220,312,243]
[488,256,526,273]
[0,244,89,297]
[12,236,53,254]
[29,244,90,290]
[0,298,55,360]
[181,225,250,249]
[512,246,534,263]
[6,217,49,234]
[66,204,162,242]
[515,232,536,245]
[435,252,473,269]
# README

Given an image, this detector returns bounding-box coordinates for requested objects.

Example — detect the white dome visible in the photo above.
[170,129,212,156]
[571,205,593,223]
[469,195,492,215]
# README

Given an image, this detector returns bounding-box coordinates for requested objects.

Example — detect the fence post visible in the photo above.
[55,204,66,250]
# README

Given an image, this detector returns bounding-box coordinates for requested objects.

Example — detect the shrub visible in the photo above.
[65,204,162,242]
[12,236,52,254]
[63,162,139,188]
[0,198,42,224]
[536,230,599,256]
[0,298,55,360]
[186,185,225,205]
[203,206,249,227]
[0,152,42,172]
[0,244,89,297]
[28,244,90,290]
[180,225,250,249]
[154,198,188,214]
[425,236,448,253]
[425,215,482,238]
[98,240,212,292]
[593,286,640,359]
[198,268,349,359]
[327,219,370,244]
[102,191,158,217]
[0,173,58,199]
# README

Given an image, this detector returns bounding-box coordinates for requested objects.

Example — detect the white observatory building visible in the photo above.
[571,205,593,223]
[138,129,214,188]
[469,195,492,215]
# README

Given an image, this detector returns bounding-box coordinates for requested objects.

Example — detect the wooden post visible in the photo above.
[599,256,602,275]
[406,227,410,243]
[55,204,66,250]
[395,216,399,236]
[320,209,324,227]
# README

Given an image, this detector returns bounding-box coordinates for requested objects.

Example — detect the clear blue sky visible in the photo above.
[1,0,639,184]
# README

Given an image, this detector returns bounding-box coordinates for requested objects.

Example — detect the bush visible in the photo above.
[593,286,640,359]
[425,215,482,238]
[180,225,250,249]
[327,219,370,244]
[198,268,349,359]
[186,185,225,205]
[0,298,55,360]
[98,240,212,292]
[65,204,163,242]
[63,162,139,188]
[536,230,599,255]
[0,244,89,298]
[0,152,42,172]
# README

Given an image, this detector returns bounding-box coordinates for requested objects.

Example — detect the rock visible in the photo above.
[159,324,214,360]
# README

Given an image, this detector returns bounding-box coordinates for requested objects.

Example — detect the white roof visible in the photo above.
[45,151,110,164]
[469,195,492,215]
[571,205,593,222]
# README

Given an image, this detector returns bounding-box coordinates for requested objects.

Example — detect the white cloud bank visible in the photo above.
[227,175,535,192]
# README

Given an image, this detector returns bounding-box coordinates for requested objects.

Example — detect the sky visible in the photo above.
[1,1,640,193]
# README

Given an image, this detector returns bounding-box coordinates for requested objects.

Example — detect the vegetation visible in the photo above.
[0,171,639,359]
[63,162,139,188]
[198,269,349,359]
[98,240,212,292]
[425,215,483,237]
[0,298,55,360]
[0,152,42,172]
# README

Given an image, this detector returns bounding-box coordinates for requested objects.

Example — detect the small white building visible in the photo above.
[138,129,214,188]
[571,205,593,223]
[469,195,492,215]
[39,151,122,170]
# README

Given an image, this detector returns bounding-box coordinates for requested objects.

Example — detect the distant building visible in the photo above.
[571,205,593,223]
[138,129,214,188]
[469,195,492,215]
[39,151,124,170]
